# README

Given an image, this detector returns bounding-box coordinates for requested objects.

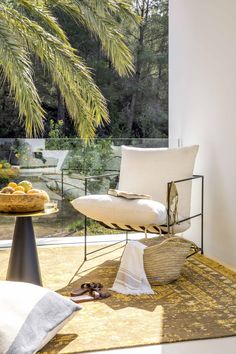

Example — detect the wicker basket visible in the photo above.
[0,193,47,213]
[139,236,200,285]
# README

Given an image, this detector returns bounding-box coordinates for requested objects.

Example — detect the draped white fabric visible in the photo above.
[110,241,154,295]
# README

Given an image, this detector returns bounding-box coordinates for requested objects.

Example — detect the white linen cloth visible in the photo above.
[110,241,154,295]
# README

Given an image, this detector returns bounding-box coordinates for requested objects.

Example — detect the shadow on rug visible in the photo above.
[39,252,236,354]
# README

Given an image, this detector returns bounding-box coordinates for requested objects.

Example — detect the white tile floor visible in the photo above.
[0,233,157,248]
[0,233,143,248]
[85,337,236,354]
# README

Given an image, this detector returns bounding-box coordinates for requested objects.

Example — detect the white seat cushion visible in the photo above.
[71,195,167,226]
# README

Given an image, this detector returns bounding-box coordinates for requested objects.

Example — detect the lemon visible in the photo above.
[8,182,18,189]
[18,180,32,192]
[15,186,25,192]
[12,190,25,195]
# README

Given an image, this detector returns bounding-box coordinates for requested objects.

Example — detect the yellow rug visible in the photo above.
[0,244,236,353]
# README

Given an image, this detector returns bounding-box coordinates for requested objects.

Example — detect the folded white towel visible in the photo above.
[110,241,154,295]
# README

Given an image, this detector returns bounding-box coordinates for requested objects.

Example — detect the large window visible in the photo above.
[0,1,168,242]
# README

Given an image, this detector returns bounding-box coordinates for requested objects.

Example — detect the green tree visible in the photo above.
[116,0,168,137]
[72,0,168,138]
[0,0,138,139]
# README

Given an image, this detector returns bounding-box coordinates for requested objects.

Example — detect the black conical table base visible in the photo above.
[7,217,42,286]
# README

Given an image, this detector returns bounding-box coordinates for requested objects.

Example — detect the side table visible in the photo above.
[0,208,58,286]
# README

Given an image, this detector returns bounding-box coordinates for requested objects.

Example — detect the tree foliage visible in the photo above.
[103,0,168,138]
[0,0,168,139]
[0,0,138,138]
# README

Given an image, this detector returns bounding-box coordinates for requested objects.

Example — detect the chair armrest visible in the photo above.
[169,174,204,185]
[166,175,204,231]
[61,169,120,197]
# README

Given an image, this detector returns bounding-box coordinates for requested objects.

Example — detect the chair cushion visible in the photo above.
[71,194,167,227]
[119,145,199,219]
[0,281,81,354]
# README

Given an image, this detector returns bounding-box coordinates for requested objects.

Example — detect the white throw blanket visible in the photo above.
[110,241,154,295]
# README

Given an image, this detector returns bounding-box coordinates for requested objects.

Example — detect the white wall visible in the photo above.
[169,0,236,268]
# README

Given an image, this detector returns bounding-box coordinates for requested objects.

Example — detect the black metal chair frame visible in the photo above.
[61,170,204,261]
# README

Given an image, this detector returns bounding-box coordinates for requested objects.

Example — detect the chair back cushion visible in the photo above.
[118,145,199,219]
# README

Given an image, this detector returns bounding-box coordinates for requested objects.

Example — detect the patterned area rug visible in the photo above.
[0,244,235,353]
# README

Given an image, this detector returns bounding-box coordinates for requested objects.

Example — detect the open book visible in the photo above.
[108,189,152,200]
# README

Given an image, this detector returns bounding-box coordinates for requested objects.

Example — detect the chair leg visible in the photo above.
[201,213,204,254]
[84,216,87,261]
[200,175,204,254]
[126,231,129,244]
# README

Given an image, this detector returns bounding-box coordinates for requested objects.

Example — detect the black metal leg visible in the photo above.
[126,231,129,244]
[167,182,171,235]
[166,175,204,254]
[6,217,42,286]
[201,176,204,254]
[84,215,87,261]
[200,214,204,254]
[84,178,88,261]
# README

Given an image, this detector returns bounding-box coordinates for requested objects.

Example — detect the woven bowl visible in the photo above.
[0,193,48,213]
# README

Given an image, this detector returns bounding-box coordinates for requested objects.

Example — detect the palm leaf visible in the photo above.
[46,0,137,76]
[0,0,138,137]
[0,4,108,139]
[0,20,44,137]
[17,0,69,44]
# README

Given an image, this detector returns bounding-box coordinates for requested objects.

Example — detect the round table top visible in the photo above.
[0,208,59,218]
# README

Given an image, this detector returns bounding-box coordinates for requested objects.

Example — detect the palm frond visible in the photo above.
[115,1,141,25]
[0,4,108,139]
[85,0,139,25]
[17,0,69,44]
[47,0,138,76]
[0,0,138,138]
[0,20,44,137]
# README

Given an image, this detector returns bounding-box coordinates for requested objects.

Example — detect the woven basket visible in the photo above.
[139,236,200,285]
[0,193,47,213]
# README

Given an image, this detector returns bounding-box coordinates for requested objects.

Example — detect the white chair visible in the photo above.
[72,145,204,260]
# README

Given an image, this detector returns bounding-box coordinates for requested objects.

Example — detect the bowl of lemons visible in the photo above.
[0,181,50,213]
